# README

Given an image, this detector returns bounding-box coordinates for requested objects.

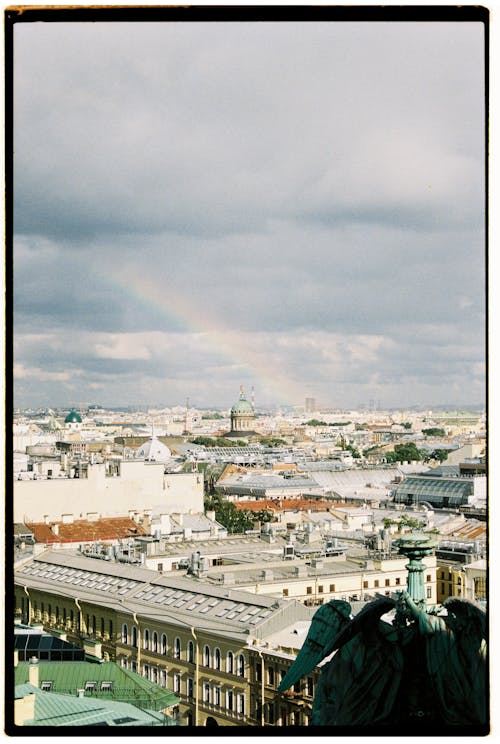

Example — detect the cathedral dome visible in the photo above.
[231,388,254,415]
[64,410,82,424]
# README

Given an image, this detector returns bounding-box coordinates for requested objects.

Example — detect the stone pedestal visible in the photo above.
[396,533,437,604]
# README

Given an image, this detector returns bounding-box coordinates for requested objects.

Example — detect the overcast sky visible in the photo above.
[12,16,486,410]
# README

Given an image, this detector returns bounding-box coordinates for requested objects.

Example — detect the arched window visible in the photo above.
[203,644,210,666]
[214,648,221,670]
[152,631,158,653]
[122,623,128,645]
[238,654,245,677]
[187,640,194,663]
[226,651,234,674]
[143,628,150,650]
[174,637,181,659]
[132,626,138,647]
[161,634,168,655]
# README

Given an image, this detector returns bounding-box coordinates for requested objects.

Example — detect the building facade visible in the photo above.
[14,550,313,726]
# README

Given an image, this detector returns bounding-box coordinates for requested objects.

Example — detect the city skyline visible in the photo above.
[12,11,486,410]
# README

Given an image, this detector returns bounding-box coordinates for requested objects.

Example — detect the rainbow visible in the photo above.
[94,265,306,406]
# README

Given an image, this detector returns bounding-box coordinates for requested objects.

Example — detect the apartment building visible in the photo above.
[14,550,313,726]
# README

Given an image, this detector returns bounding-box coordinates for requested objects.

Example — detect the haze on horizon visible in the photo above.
[13,16,486,411]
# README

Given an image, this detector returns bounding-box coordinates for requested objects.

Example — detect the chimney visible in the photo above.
[77,689,85,698]
[28,657,39,687]
[83,638,102,659]
[52,524,59,536]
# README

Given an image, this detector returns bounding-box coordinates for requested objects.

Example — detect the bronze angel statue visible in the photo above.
[278,593,488,729]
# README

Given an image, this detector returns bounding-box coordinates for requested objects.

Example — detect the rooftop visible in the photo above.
[14,551,311,640]
[26,517,148,544]
[14,683,173,727]
[14,661,179,711]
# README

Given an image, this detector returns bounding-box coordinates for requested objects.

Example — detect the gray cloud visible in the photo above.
[12,18,486,408]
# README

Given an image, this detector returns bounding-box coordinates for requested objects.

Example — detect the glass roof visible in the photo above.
[16,558,278,628]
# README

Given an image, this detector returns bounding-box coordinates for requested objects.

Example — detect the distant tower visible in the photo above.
[305,397,316,414]
[184,397,190,435]
[251,386,255,410]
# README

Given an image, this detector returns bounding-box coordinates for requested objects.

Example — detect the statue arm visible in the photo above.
[399,590,442,635]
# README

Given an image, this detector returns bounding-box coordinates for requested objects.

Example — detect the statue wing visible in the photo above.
[328,596,397,651]
[443,597,486,640]
[314,598,403,726]
[278,600,351,692]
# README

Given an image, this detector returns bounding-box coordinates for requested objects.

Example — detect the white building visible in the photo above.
[14,460,204,523]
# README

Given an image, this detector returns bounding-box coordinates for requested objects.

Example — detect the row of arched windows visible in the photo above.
[121,624,245,674]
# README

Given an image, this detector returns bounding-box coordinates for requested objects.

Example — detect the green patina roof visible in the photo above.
[64,410,82,424]
[14,662,179,711]
[231,389,254,415]
[15,684,175,727]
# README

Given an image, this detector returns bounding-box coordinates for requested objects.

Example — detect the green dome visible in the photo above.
[231,389,254,415]
[65,410,82,424]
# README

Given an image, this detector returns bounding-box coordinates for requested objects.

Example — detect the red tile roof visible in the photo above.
[233,498,343,513]
[26,517,147,544]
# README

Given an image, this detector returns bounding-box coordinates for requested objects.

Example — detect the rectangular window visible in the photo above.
[268,667,274,685]
[214,686,221,706]
[329,584,335,592]
[306,586,313,595]
[427,587,432,599]
[203,683,210,703]
[267,701,274,724]
[237,693,245,714]
[173,674,181,694]
[395,578,401,585]
[363,581,368,589]
[318,586,323,593]
[226,690,233,711]
[427,575,431,582]
[282,589,289,597]
[385,579,390,587]
[374,580,379,588]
